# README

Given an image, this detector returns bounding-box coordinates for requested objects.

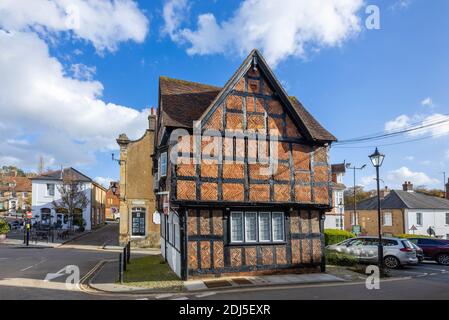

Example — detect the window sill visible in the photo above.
[228,241,287,246]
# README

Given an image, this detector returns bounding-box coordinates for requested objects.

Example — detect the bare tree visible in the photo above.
[52,170,89,232]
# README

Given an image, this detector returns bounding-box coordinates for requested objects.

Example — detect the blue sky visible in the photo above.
[1,0,448,191]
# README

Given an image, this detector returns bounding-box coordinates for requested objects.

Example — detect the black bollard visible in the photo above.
[118,253,123,283]
[126,241,131,264]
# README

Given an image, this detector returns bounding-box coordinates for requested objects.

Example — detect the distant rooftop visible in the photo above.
[31,167,92,183]
[347,189,449,211]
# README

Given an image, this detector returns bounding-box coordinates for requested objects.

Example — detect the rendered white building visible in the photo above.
[31,167,105,231]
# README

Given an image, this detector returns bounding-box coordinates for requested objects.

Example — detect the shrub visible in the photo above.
[0,219,9,235]
[325,249,358,267]
[324,229,355,245]
[395,234,433,239]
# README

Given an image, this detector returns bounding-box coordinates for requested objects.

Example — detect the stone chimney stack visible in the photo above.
[446,179,449,200]
[148,107,157,132]
[402,181,414,192]
[380,186,390,198]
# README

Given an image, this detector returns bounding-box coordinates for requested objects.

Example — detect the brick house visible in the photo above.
[105,182,120,221]
[0,175,32,214]
[154,49,336,279]
[345,181,449,239]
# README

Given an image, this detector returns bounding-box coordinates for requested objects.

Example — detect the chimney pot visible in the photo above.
[148,107,157,131]
[402,181,413,192]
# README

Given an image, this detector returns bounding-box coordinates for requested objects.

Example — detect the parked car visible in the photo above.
[409,242,424,262]
[408,238,449,265]
[327,236,418,269]
[8,220,22,230]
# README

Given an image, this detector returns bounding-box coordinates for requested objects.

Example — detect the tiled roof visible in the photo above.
[159,77,221,128]
[331,163,346,174]
[0,176,32,192]
[158,78,336,142]
[346,190,449,210]
[158,50,336,143]
[31,167,92,182]
[289,97,336,142]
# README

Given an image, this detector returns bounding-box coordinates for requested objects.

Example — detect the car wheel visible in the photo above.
[384,256,400,269]
[436,254,449,265]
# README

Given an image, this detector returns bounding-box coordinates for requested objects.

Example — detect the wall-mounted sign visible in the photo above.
[153,211,161,225]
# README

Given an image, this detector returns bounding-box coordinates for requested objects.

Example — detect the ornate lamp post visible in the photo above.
[369,147,385,274]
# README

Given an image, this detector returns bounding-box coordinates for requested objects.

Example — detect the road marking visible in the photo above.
[416,266,447,272]
[20,258,47,272]
[136,298,149,300]
[195,292,216,298]
[171,296,189,300]
[155,293,175,299]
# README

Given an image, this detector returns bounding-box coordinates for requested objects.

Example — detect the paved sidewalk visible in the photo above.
[88,259,345,294]
[184,273,344,292]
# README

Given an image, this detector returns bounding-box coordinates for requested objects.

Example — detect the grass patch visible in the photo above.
[122,255,184,291]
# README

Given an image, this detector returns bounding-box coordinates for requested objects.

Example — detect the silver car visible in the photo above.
[327,236,418,269]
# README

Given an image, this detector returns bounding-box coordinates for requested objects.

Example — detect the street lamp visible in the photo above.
[369,147,385,274]
[111,182,118,195]
[345,162,366,230]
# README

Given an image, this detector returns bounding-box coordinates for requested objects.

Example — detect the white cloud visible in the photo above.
[94,176,114,188]
[165,0,364,66]
[446,150,449,159]
[390,0,411,10]
[70,63,96,80]
[0,30,149,170]
[384,113,449,138]
[359,175,376,187]
[404,156,414,161]
[421,97,433,107]
[385,115,410,132]
[161,0,189,42]
[387,167,439,187]
[0,0,149,53]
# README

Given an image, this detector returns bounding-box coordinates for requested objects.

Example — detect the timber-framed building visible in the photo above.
[154,49,337,280]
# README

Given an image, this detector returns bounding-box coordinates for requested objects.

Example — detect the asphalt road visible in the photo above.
[2,223,449,300]
[0,223,123,300]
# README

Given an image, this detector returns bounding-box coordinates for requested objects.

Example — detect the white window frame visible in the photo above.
[383,212,392,227]
[336,217,343,229]
[244,212,257,243]
[351,212,356,226]
[258,212,272,243]
[46,183,55,197]
[230,212,244,243]
[271,212,285,242]
[416,212,423,226]
[160,152,167,178]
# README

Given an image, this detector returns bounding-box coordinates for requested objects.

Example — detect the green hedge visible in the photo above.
[325,249,358,266]
[324,229,355,245]
[395,234,433,239]
[0,219,9,235]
